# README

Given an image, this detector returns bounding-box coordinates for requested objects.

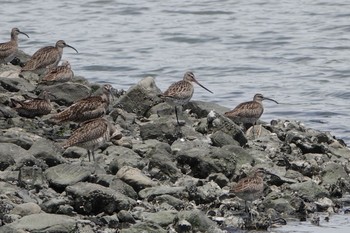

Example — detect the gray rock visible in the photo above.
[116,166,157,192]
[0,213,76,233]
[10,202,41,217]
[194,181,222,204]
[139,186,187,199]
[141,210,178,227]
[321,162,349,186]
[120,222,166,233]
[290,180,329,201]
[109,178,138,199]
[101,214,120,228]
[18,165,46,190]
[114,76,162,116]
[45,163,92,190]
[40,198,68,214]
[28,138,64,167]
[263,194,296,215]
[37,82,91,106]
[0,77,35,93]
[105,146,143,174]
[66,182,136,214]
[0,127,42,150]
[0,143,16,170]
[184,101,231,118]
[154,194,185,210]
[117,210,135,223]
[208,173,229,188]
[207,110,247,146]
[175,210,220,232]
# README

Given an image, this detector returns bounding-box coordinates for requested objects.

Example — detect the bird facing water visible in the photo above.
[159,71,213,125]
[63,117,122,162]
[21,40,78,74]
[50,84,114,123]
[10,90,53,118]
[40,60,74,84]
[0,28,29,64]
[224,93,278,126]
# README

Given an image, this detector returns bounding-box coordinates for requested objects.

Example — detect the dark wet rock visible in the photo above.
[118,210,136,224]
[139,186,187,200]
[207,110,247,146]
[211,130,240,147]
[116,166,157,192]
[45,163,92,191]
[114,76,162,116]
[208,173,230,188]
[176,146,236,179]
[66,182,136,214]
[0,77,35,93]
[184,100,230,118]
[0,213,76,233]
[0,144,16,171]
[37,82,91,106]
[0,103,16,118]
[40,197,69,214]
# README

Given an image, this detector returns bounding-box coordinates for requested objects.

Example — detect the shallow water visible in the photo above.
[2,0,350,144]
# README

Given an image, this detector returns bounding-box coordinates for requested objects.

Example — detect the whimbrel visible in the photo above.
[21,40,78,74]
[10,90,53,118]
[224,93,278,133]
[0,28,29,64]
[159,71,213,125]
[231,167,266,215]
[40,60,74,84]
[50,84,113,123]
[63,117,122,162]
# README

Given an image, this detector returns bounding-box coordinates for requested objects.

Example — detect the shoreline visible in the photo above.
[0,55,350,232]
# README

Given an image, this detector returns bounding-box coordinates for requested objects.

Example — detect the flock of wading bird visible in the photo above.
[0,27,280,217]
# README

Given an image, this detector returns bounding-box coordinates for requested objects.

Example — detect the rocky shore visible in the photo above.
[0,51,350,233]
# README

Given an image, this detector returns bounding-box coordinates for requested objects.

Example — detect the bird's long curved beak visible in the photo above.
[19,31,29,38]
[264,97,279,104]
[194,80,213,94]
[66,44,78,53]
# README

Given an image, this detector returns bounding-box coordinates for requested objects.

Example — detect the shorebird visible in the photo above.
[21,40,78,74]
[50,84,114,123]
[39,60,74,84]
[231,167,267,215]
[224,93,278,132]
[10,90,53,118]
[63,117,122,162]
[159,71,213,125]
[0,28,29,64]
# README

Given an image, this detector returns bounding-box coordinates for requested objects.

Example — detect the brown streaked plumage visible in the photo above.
[40,60,74,84]
[159,71,213,125]
[50,84,113,123]
[10,90,53,118]
[231,167,266,214]
[224,93,278,125]
[21,40,78,74]
[63,117,122,161]
[0,28,29,64]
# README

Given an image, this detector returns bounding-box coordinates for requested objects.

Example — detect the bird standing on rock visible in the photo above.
[63,117,122,162]
[39,60,74,84]
[21,40,78,75]
[50,84,114,123]
[159,71,213,125]
[0,28,29,64]
[224,93,278,134]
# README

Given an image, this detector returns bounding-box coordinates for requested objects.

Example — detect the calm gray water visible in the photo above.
[2,0,350,145]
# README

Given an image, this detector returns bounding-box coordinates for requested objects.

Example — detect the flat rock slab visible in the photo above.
[0,213,76,233]
[139,186,187,199]
[66,182,137,214]
[45,163,92,189]
[116,166,157,192]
